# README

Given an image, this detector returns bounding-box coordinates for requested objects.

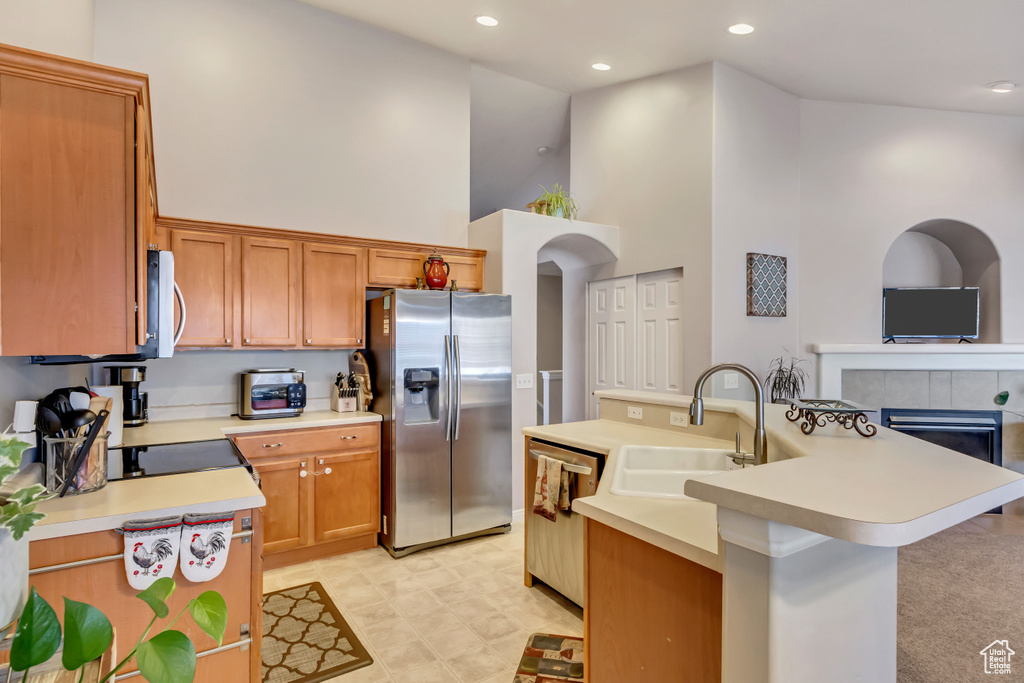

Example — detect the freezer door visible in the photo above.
[451,292,513,537]
[392,290,453,548]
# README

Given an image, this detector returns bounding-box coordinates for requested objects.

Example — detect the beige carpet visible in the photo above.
[899,525,1024,682]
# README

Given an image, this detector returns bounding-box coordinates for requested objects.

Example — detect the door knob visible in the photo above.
[323,467,332,475]
[299,470,308,478]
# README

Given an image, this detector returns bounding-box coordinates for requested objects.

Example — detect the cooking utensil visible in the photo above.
[58,409,109,498]
[69,391,92,411]
[60,409,96,438]
[37,407,62,437]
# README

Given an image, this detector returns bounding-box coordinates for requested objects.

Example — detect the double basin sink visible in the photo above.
[609,445,738,500]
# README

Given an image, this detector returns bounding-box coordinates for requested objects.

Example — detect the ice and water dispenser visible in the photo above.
[403,368,440,423]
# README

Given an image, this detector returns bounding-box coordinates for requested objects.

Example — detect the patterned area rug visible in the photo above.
[515,634,584,682]
[262,582,372,683]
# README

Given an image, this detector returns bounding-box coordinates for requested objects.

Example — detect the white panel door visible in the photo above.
[587,275,636,419]
[637,268,685,394]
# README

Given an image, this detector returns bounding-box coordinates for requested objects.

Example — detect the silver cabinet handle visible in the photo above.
[527,449,593,475]
[263,442,284,448]
[225,338,231,344]
[244,338,251,344]
[299,470,308,478]
[172,281,187,347]
[444,334,453,442]
[306,339,312,344]
[453,334,462,440]
[339,435,358,440]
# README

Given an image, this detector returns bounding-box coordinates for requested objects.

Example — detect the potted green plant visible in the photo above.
[0,436,49,638]
[9,577,226,683]
[528,183,578,220]
[764,355,809,404]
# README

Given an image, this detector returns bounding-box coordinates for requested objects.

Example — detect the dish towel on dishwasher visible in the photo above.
[532,455,574,522]
[180,511,234,582]
[122,515,182,590]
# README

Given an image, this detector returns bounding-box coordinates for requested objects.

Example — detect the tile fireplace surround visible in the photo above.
[816,344,1024,514]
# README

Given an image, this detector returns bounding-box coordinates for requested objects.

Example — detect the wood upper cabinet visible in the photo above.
[241,236,300,347]
[0,45,155,357]
[171,230,235,347]
[303,243,366,347]
[367,247,485,291]
[313,449,379,543]
[257,455,311,554]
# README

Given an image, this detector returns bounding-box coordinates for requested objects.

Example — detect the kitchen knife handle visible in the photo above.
[454,334,462,440]
[444,335,453,442]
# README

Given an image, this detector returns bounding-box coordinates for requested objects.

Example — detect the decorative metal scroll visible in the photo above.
[785,399,878,438]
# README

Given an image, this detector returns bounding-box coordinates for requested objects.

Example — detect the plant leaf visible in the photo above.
[995,391,1010,406]
[6,484,48,505]
[189,591,227,646]
[137,630,196,683]
[62,598,113,670]
[10,588,61,671]
[136,577,176,618]
[3,508,46,541]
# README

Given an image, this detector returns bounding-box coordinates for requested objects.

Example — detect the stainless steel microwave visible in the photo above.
[239,369,307,420]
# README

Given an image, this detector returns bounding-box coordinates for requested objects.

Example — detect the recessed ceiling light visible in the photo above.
[475,15,499,27]
[592,63,611,71]
[987,81,1016,93]
[728,23,755,35]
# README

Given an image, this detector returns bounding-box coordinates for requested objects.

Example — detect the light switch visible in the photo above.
[516,374,534,389]
[724,372,739,389]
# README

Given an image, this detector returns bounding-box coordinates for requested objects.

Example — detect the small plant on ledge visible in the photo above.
[765,355,809,404]
[526,183,578,220]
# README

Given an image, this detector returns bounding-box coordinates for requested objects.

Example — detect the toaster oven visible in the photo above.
[239,369,307,420]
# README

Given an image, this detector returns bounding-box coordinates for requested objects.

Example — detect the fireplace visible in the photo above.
[881,408,1003,512]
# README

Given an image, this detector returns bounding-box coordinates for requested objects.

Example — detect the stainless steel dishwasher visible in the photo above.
[525,438,603,606]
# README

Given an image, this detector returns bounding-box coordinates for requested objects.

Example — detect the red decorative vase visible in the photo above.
[423,252,450,290]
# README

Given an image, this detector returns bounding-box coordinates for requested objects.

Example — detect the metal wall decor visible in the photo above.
[786,399,878,438]
[746,253,787,317]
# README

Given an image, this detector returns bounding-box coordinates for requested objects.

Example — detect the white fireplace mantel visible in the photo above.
[814,343,1024,397]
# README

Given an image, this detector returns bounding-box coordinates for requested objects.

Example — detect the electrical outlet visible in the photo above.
[723,372,739,389]
[627,405,643,420]
[516,374,534,389]
[670,411,689,427]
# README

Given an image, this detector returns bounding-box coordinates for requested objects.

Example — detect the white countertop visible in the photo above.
[526,390,1024,568]
[29,467,266,541]
[523,420,731,572]
[121,410,382,447]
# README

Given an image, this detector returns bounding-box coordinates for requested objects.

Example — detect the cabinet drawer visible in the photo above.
[234,424,380,460]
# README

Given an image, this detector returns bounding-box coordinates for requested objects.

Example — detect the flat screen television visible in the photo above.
[882,287,979,340]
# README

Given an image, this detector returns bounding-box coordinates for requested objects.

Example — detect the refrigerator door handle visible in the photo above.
[445,334,453,441]
[454,334,462,440]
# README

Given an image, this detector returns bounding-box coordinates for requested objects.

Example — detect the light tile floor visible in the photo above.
[263,521,583,683]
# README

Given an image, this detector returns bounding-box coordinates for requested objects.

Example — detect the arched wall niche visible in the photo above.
[882,219,1001,342]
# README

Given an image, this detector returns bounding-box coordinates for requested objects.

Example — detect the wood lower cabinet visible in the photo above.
[241,236,301,347]
[367,247,484,291]
[303,243,366,347]
[28,512,262,683]
[0,45,156,357]
[236,424,380,568]
[171,229,236,347]
[585,519,722,683]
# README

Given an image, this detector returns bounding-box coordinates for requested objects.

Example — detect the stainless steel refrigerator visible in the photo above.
[367,289,512,556]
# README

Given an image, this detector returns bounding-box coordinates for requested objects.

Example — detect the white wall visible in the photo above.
[571,63,714,389]
[710,63,802,398]
[881,232,963,288]
[0,0,94,60]
[800,100,1024,361]
[502,145,571,218]
[94,0,470,246]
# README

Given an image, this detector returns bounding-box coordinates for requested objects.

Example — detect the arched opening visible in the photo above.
[882,219,1001,342]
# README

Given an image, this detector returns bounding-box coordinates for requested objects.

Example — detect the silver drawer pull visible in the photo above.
[263,442,284,448]
[340,435,358,440]
[528,449,593,476]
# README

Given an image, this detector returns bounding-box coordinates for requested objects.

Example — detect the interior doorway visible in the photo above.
[537,261,563,424]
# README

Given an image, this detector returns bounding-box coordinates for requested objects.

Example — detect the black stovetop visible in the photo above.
[109,439,250,481]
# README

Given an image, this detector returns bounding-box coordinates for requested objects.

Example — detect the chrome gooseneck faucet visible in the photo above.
[689,363,768,466]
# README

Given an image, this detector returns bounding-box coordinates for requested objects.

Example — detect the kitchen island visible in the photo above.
[525,390,1024,683]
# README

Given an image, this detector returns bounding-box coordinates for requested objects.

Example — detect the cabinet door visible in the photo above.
[302,243,366,347]
[254,456,311,553]
[367,248,484,291]
[171,230,235,347]
[312,449,380,543]
[0,75,136,356]
[241,237,300,347]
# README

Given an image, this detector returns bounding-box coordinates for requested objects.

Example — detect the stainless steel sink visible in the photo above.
[609,445,732,500]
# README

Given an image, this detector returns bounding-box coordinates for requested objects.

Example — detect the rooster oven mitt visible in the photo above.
[122,515,183,590]
[180,511,234,582]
